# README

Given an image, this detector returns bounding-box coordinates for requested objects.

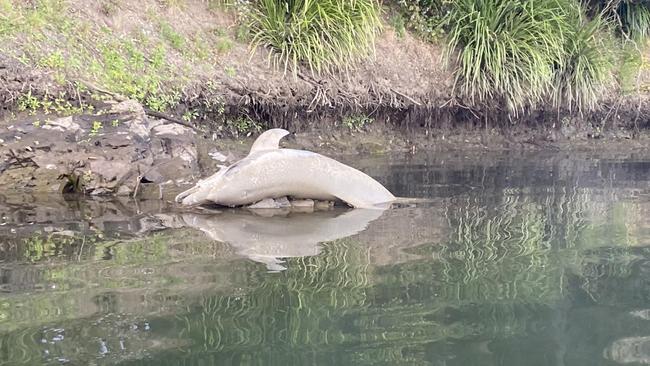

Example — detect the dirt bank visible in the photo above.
[2,1,650,130]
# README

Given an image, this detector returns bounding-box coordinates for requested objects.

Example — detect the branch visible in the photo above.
[144,109,200,132]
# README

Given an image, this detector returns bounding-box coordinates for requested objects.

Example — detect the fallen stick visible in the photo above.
[144,109,200,132]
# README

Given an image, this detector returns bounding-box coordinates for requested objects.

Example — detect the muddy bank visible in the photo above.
[2,96,650,196]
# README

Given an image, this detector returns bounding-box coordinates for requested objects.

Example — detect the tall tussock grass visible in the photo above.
[445,0,613,115]
[248,0,382,74]
[589,0,650,40]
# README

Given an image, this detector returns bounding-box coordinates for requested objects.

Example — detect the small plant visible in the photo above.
[395,0,449,41]
[216,38,233,53]
[159,21,185,51]
[38,51,65,69]
[111,119,120,127]
[89,121,103,137]
[100,0,120,16]
[389,13,406,38]
[248,0,382,74]
[227,115,262,136]
[182,109,198,122]
[343,114,373,131]
[224,65,236,77]
[17,91,41,115]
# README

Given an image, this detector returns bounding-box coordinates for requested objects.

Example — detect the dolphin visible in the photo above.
[175,128,395,209]
[181,208,385,271]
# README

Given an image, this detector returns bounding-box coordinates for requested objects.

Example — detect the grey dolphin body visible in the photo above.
[182,208,384,271]
[176,129,395,209]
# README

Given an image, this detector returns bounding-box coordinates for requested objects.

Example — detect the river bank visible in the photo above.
[1,1,649,195]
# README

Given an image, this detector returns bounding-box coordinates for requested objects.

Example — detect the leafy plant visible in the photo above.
[343,114,373,131]
[89,121,103,137]
[395,0,450,41]
[248,0,382,74]
[226,115,262,136]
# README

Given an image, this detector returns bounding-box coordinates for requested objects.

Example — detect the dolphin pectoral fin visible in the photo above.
[248,128,290,155]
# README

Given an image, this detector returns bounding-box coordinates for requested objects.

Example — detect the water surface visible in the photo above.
[1,151,649,365]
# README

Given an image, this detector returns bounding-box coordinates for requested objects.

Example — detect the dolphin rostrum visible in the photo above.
[175,128,395,209]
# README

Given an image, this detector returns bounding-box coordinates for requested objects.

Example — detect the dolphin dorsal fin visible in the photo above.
[248,128,290,155]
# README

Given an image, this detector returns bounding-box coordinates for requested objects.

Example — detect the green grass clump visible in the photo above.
[248,0,382,74]
[588,0,650,41]
[552,14,613,112]
[445,0,613,115]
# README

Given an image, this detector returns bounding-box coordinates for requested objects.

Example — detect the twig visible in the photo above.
[390,88,422,106]
[143,109,200,131]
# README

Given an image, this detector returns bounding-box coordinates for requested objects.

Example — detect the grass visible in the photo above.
[588,0,650,41]
[444,0,614,115]
[552,14,614,112]
[0,0,244,115]
[248,0,382,74]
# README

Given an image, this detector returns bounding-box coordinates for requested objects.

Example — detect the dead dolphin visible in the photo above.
[181,208,385,271]
[176,128,395,209]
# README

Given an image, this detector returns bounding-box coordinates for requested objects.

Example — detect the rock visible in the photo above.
[0,100,200,196]
[110,99,149,140]
[116,185,133,196]
[208,150,228,162]
[291,199,314,208]
[290,199,315,213]
[275,197,291,208]
[248,198,280,209]
[41,116,82,133]
[314,200,335,210]
[152,123,191,136]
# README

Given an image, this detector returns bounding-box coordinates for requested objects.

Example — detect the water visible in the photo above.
[0,151,649,365]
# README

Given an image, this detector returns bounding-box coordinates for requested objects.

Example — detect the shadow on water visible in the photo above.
[0,152,649,365]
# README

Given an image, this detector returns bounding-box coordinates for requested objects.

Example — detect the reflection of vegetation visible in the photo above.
[0,185,648,365]
[177,238,371,353]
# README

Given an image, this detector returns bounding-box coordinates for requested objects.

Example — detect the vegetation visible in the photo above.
[442,0,613,115]
[1,0,649,125]
[587,0,650,40]
[248,0,382,74]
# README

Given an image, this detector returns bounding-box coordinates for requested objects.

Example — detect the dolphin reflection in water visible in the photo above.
[181,208,385,271]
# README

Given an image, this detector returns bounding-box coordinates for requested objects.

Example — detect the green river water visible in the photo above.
[0,151,649,366]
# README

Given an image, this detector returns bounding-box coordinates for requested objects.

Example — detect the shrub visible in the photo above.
[248,0,382,74]
[395,0,450,41]
[552,14,614,112]
[587,0,650,40]
[445,0,613,115]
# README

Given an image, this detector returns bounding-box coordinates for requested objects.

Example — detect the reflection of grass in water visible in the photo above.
[178,238,371,352]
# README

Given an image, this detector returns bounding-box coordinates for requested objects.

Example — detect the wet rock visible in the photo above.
[314,200,335,210]
[290,199,315,213]
[248,198,280,209]
[0,100,200,196]
[41,116,82,133]
[275,196,291,208]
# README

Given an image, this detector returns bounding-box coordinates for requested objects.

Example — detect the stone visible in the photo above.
[248,198,280,209]
[315,200,335,210]
[41,116,82,133]
[290,199,314,208]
